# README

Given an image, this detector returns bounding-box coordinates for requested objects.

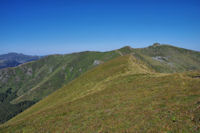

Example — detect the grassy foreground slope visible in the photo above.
[1,55,200,133]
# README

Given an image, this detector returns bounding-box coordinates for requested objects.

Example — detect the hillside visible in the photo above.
[0,50,120,123]
[0,53,41,69]
[0,44,200,124]
[1,54,199,132]
[114,44,200,73]
[133,44,200,73]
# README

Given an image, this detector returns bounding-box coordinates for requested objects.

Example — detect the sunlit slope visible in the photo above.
[133,44,200,73]
[1,55,200,133]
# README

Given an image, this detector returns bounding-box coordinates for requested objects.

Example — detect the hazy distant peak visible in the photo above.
[0,53,41,69]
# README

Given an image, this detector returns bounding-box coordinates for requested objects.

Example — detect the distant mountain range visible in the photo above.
[0,53,41,69]
[0,44,200,132]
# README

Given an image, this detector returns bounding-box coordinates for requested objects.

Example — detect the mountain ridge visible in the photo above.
[0,44,200,125]
[1,54,199,132]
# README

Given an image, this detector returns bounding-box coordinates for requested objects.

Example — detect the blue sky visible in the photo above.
[0,0,200,55]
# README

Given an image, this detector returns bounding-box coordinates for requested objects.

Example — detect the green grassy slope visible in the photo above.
[11,51,120,103]
[0,50,120,123]
[1,55,200,133]
[133,44,200,72]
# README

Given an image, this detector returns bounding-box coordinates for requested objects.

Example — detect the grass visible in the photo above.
[1,55,200,132]
[0,44,200,125]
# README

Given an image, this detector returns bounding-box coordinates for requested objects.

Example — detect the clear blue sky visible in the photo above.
[0,0,200,55]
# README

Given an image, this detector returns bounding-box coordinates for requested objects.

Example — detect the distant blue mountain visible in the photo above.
[0,53,41,69]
